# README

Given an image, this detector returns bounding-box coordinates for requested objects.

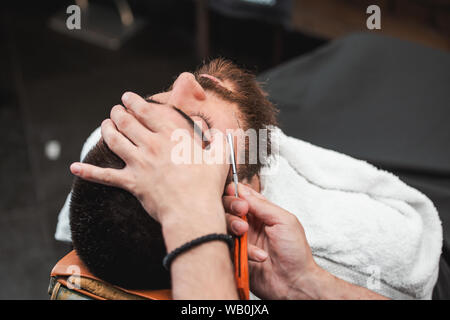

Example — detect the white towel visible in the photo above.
[55,126,102,243]
[259,127,442,299]
[56,126,443,299]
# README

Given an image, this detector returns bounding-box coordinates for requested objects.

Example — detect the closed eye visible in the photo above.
[145,97,163,104]
[190,111,214,129]
[145,96,211,146]
[145,96,213,129]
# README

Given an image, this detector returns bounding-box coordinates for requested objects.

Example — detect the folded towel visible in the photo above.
[259,127,442,299]
[55,126,101,243]
[56,126,443,299]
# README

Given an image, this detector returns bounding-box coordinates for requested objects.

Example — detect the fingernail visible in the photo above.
[70,163,81,175]
[255,249,268,261]
[231,200,246,214]
[122,92,130,102]
[231,220,246,234]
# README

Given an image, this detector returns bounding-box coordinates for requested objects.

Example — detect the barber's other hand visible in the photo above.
[223,183,319,300]
[70,92,229,227]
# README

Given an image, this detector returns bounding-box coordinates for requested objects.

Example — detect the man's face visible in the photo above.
[146,67,276,187]
[149,72,242,140]
[148,72,261,186]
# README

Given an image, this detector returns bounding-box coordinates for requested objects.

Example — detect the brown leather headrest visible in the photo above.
[51,250,172,300]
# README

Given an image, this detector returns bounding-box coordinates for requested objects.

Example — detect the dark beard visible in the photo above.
[224,163,255,192]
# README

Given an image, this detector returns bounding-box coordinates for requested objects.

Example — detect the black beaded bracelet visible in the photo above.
[162,233,234,270]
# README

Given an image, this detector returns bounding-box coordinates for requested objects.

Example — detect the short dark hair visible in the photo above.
[70,139,170,289]
[70,58,278,290]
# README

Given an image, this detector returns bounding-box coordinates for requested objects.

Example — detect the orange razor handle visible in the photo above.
[234,215,249,300]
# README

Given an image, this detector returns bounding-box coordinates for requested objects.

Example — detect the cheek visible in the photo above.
[210,109,240,133]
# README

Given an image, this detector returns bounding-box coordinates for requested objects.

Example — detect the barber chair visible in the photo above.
[49,247,249,300]
[257,32,450,299]
[48,250,171,300]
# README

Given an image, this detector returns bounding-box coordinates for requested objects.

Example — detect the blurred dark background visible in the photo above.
[1,0,449,299]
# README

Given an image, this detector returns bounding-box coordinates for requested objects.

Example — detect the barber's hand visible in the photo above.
[223,183,319,300]
[70,92,229,227]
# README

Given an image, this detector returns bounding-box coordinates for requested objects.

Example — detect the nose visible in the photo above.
[170,72,206,106]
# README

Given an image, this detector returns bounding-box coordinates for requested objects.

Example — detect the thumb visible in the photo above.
[229,183,283,226]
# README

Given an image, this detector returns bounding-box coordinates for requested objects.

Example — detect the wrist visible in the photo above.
[160,201,227,252]
[288,263,331,300]
[291,264,389,300]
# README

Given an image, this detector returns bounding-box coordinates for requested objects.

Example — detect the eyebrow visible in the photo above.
[199,74,224,87]
[145,97,208,142]
[196,76,237,105]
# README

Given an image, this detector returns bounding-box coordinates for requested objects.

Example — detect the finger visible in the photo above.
[225,183,237,197]
[110,105,153,147]
[121,91,149,115]
[225,182,265,200]
[101,119,137,163]
[121,91,169,133]
[222,196,248,217]
[248,244,268,262]
[249,260,265,275]
[70,162,127,188]
[229,183,283,226]
[226,213,248,236]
